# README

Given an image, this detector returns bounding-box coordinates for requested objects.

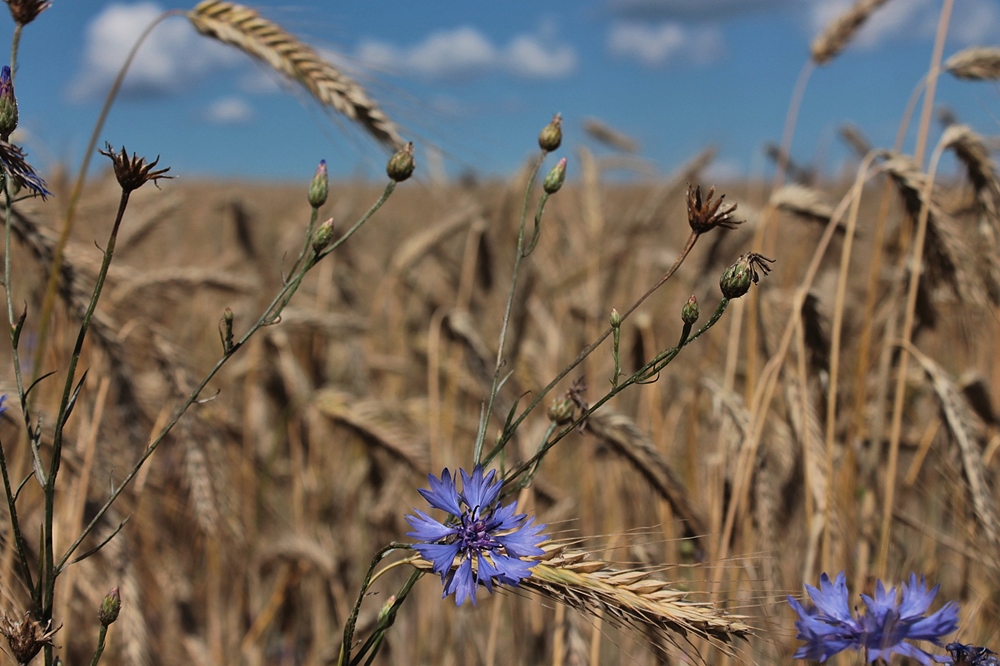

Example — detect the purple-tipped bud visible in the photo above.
[98,587,121,626]
[610,308,621,329]
[547,396,575,425]
[681,295,700,325]
[308,159,328,208]
[0,66,18,141]
[387,142,415,182]
[543,157,567,194]
[538,113,562,152]
[378,595,397,624]
[311,217,335,253]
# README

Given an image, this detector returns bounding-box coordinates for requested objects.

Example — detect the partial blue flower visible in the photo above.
[947,642,1000,666]
[788,571,958,664]
[0,394,6,417]
[0,140,50,199]
[406,465,548,606]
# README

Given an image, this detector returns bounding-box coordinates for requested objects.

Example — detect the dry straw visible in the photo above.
[811,0,893,65]
[188,1,404,148]
[945,46,1000,80]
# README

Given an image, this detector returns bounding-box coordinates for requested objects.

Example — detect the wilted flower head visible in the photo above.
[686,183,742,234]
[0,140,50,198]
[99,143,172,193]
[406,465,548,606]
[3,0,51,26]
[947,642,1000,666]
[788,571,959,665]
[0,611,58,664]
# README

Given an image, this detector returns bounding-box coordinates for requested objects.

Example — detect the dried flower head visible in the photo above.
[3,0,50,26]
[0,611,58,664]
[406,465,548,606]
[947,642,1000,666]
[99,143,172,193]
[788,572,959,665]
[0,140,50,199]
[686,184,742,234]
[719,252,774,299]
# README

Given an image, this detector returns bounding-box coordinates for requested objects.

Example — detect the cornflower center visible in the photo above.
[458,506,497,553]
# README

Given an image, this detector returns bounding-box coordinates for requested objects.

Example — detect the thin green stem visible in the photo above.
[338,543,408,666]
[348,570,421,666]
[9,25,22,79]
[474,152,547,463]
[88,625,109,666]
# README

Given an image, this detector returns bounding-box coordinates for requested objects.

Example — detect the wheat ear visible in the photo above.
[811,0,893,65]
[188,1,404,149]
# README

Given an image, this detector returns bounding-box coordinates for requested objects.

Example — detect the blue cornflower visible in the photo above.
[948,642,1000,666]
[788,571,959,664]
[406,465,548,606]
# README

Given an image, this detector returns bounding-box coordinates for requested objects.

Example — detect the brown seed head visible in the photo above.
[3,0,50,26]
[0,612,58,664]
[686,183,742,234]
[99,143,172,193]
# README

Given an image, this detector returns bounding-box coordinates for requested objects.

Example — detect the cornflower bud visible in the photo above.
[547,396,575,425]
[610,308,621,329]
[720,253,774,299]
[543,157,567,194]
[538,113,562,152]
[308,159,328,208]
[386,142,415,182]
[98,587,121,626]
[378,595,397,624]
[0,66,18,141]
[680,295,700,325]
[311,217,335,253]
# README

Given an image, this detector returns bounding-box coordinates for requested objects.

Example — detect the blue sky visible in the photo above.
[3,0,1000,182]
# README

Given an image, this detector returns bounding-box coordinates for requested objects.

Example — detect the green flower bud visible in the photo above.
[98,587,121,626]
[0,66,18,141]
[610,308,621,329]
[547,396,575,425]
[543,157,567,194]
[538,113,562,152]
[720,253,775,299]
[308,159,328,208]
[311,217,335,253]
[680,295,700,325]
[386,142,415,182]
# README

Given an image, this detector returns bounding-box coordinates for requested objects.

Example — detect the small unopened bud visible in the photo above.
[547,396,575,425]
[610,308,621,329]
[0,66,18,141]
[308,159,328,208]
[720,252,774,299]
[378,595,397,624]
[543,157,567,194]
[538,113,562,152]
[98,587,121,626]
[221,307,234,352]
[680,295,700,325]
[311,217,335,253]
[386,142,415,182]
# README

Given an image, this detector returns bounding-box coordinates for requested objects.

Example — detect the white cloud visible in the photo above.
[806,0,1000,51]
[608,22,724,67]
[204,97,253,124]
[356,26,577,81]
[70,2,239,101]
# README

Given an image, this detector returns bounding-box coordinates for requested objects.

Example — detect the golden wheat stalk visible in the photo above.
[811,0,893,65]
[945,46,1000,80]
[188,1,404,149]
[411,542,752,650]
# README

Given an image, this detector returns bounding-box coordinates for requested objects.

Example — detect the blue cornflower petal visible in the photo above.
[907,601,959,641]
[405,509,455,542]
[418,469,462,515]
[448,557,477,606]
[496,517,548,558]
[0,394,6,417]
[458,465,502,513]
[412,542,460,577]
